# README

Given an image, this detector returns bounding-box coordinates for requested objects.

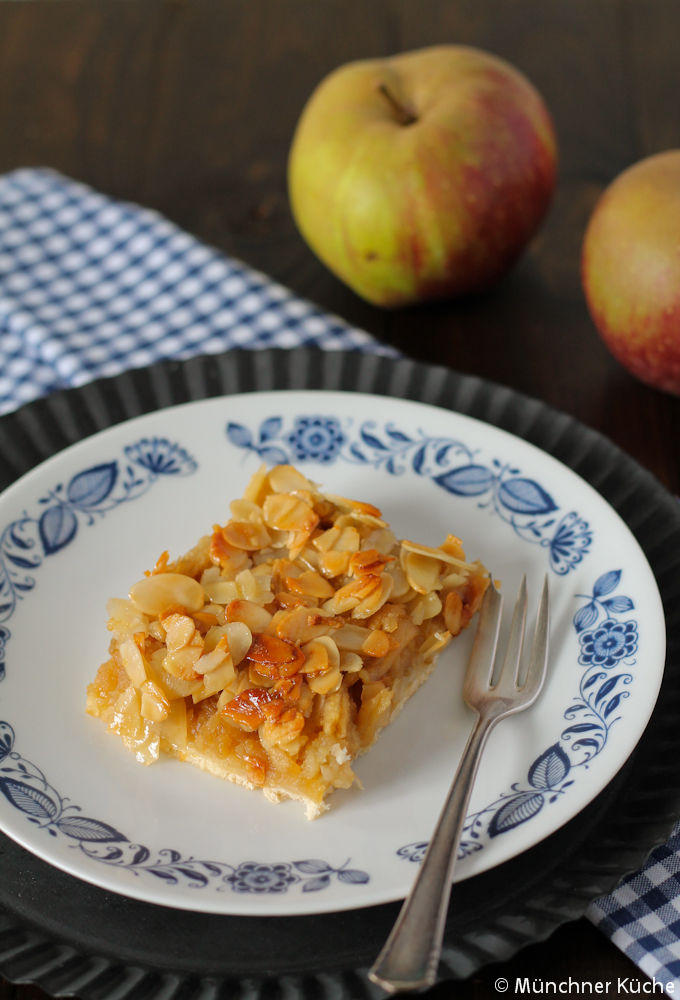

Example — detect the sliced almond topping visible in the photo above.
[361,528,397,555]
[318,550,351,579]
[312,634,340,668]
[275,592,317,610]
[334,623,373,651]
[340,651,363,673]
[322,574,381,616]
[401,538,476,571]
[229,499,264,523]
[444,591,464,636]
[410,591,443,626]
[361,629,390,658]
[350,549,394,577]
[235,567,274,605]
[163,614,196,653]
[351,572,394,620]
[323,492,383,520]
[222,520,272,551]
[197,656,237,697]
[149,550,169,575]
[224,621,253,664]
[119,638,147,687]
[192,611,220,630]
[140,680,170,722]
[285,570,335,599]
[226,598,273,633]
[106,597,149,640]
[163,645,203,679]
[242,463,269,505]
[268,464,313,494]
[260,706,305,746]
[275,605,343,644]
[130,573,205,616]
[196,635,230,674]
[419,630,452,661]
[307,666,342,696]
[439,534,467,562]
[334,526,361,553]
[148,620,166,642]
[247,633,305,678]
[295,546,320,572]
[385,561,411,598]
[313,526,341,552]
[272,674,304,704]
[209,530,250,571]
[203,621,252,665]
[263,493,316,532]
[420,590,443,619]
[221,687,277,731]
[403,550,442,595]
[200,566,221,586]
[287,525,320,562]
[300,639,329,675]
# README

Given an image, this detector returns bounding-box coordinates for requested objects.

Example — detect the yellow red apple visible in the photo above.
[582,150,680,394]
[288,45,557,308]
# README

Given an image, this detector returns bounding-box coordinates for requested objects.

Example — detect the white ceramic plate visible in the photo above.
[0,391,665,916]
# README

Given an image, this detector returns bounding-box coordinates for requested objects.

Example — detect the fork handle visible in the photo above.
[368,712,497,994]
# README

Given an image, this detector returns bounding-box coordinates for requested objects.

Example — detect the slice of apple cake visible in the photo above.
[87,464,489,818]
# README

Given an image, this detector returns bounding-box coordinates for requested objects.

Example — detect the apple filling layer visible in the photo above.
[87,464,489,818]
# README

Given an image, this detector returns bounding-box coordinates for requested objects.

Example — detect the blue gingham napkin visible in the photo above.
[0,167,677,989]
[0,169,397,416]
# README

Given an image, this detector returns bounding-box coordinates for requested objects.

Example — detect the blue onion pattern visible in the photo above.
[224,414,592,575]
[287,416,345,464]
[226,862,300,894]
[221,859,368,894]
[124,438,197,477]
[0,437,197,630]
[0,719,369,896]
[398,570,636,862]
[578,620,638,667]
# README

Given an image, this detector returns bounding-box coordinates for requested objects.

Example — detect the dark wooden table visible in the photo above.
[0,0,678,995]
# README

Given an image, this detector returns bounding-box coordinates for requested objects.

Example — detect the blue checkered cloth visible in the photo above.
[588,824,680,988]
[0,168,397,415]
[0,167,675,988]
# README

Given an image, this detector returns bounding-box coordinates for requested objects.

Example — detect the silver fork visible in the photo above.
[368,574,550,994]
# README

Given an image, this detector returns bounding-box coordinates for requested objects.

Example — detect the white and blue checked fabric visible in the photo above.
[0,169,396,416]
[588,825,680,987]
[0,167,676,989]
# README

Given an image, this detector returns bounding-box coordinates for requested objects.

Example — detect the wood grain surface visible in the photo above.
[0,0,677,994]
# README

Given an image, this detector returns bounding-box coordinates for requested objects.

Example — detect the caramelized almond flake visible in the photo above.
[444,591,464,636]
[222,520,272,551]
[130,573,205,616]
[226,598,273,632]
[247,633,305,678]
[221,687,277,730]
[350,549,394,576]
[401,538,476,571]
[318,551,351,579]
[285,570,335,599]
[210,530,250,571]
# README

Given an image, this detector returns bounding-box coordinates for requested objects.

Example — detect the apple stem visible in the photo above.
[377,82,417,126]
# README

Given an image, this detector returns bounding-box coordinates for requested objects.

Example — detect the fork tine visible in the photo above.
[462,577,502,704]
[497,574,527,690]
[520,574,550,704]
